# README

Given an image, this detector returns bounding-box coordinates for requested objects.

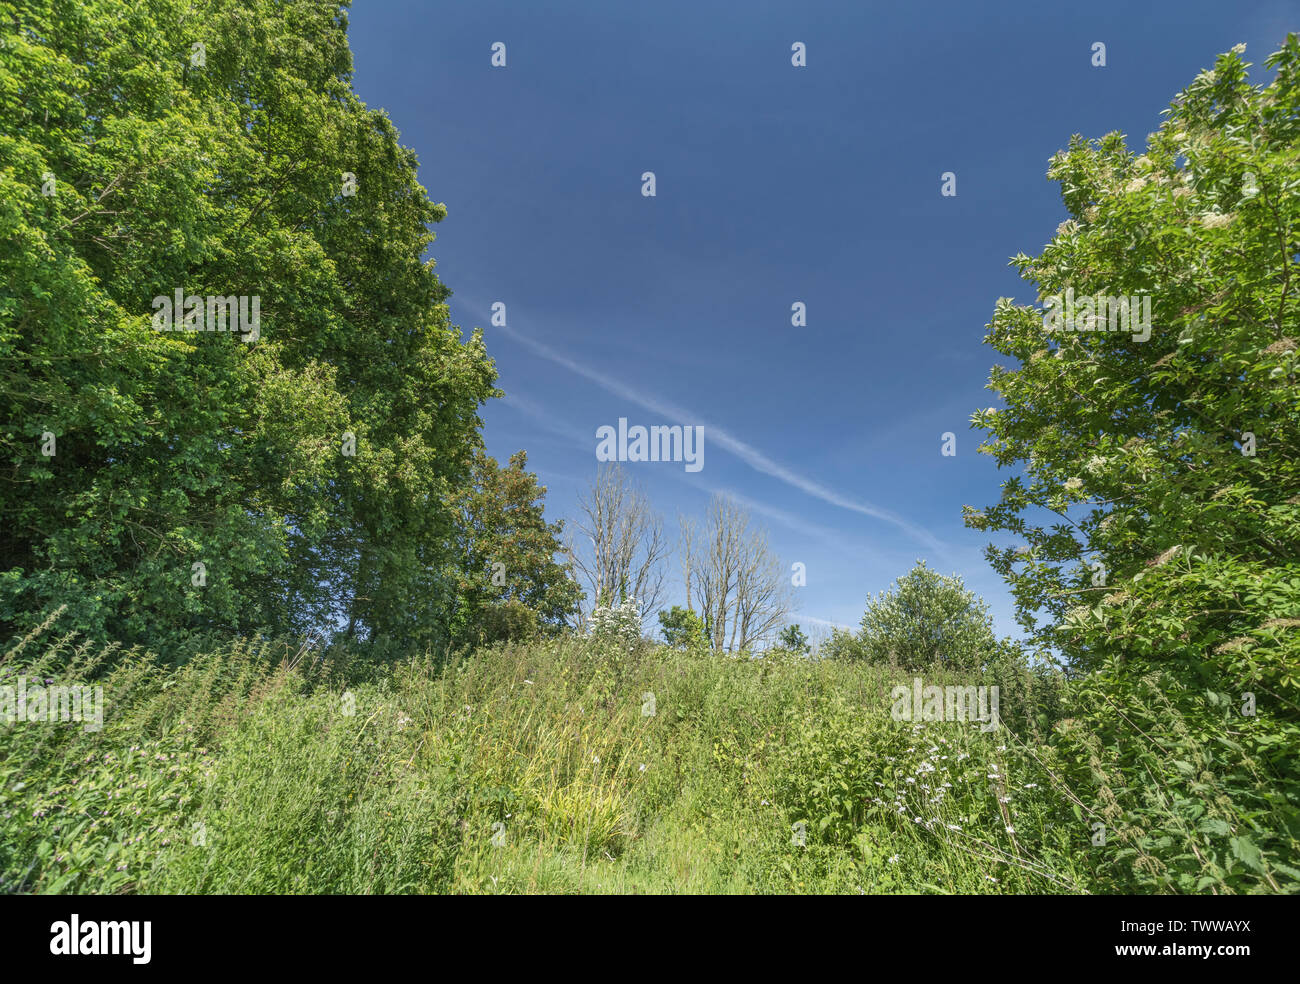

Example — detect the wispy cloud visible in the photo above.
[798,614,856,631]
[716,487,868,558]
[484,313,948,554]
[500,390,593,449]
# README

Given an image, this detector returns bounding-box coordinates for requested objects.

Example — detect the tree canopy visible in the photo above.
[1,0,498,653]
[966,39,1300,702]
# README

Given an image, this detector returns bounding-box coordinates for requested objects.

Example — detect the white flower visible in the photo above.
[888,855,900,864]
[1064,477,1083,491]
[1005,826,1016,835]
[1200,211,1235,229]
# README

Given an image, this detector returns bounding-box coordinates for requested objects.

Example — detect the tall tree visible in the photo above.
[448,449,581,648]
[566,464,668,621]
[966,39,1300,697]
[0,0,497,652]
[680,494,793,652]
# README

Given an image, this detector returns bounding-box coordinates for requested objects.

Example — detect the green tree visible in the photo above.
[819,627,868,661]
[965,38,1300,699]
[658,604,707,650]
[0,0,498,653]
[448,449,581,648]
[776,623,810,654]
[856,562,996,670]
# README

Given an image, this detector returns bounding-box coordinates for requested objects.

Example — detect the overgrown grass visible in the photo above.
[2,614,1295,894]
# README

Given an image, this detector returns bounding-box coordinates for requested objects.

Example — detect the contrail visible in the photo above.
[489,317,948,553]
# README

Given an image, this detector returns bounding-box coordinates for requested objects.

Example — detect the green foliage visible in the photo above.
[7,610,1285,895]
[1052,668,1300,893]
[658,605,708,651]
[818,626,869,661]
[853,561,997,670]
[963,40,1300,895]
[447,449,582,650]
[966,38,1300,695]
[0,0,497,655]
[776,623,811,655]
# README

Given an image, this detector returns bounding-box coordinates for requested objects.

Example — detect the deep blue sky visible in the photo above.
[348,0,1294,640]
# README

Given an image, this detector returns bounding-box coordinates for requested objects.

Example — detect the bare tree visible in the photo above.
[566,464,668,622]
[680,494,795,652]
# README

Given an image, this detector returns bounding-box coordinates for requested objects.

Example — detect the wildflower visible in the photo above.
[888,855,900,864]
[1201,211,1235,229]
[1005,826,1016,835]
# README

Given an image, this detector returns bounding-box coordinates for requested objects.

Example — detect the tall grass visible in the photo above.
[1,614,1294,893]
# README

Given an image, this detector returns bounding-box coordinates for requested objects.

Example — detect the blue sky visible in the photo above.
[347,0,1294,640]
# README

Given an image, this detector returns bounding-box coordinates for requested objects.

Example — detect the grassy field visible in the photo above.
[1,611,1294,894]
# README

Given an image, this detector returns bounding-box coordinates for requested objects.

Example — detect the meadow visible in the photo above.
[3,608,1293,895]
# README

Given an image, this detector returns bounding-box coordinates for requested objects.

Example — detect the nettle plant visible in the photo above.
[967,39,1300,701]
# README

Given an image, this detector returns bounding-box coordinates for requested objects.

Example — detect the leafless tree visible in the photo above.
[566,464,668,622]
[680,494,795,652]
